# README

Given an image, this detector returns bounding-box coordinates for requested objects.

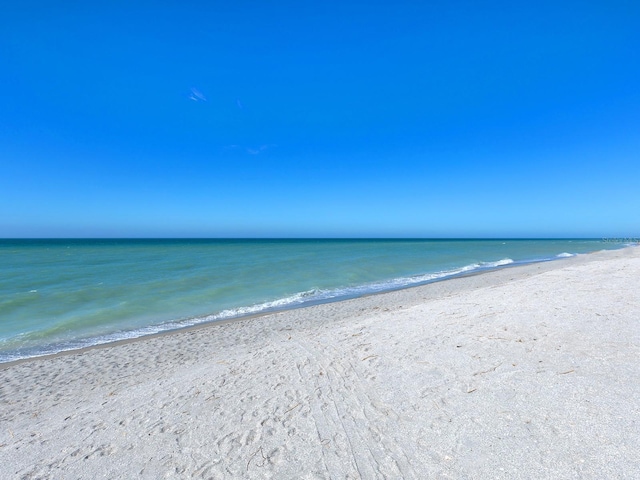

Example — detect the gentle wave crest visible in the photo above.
[0,257,517,363]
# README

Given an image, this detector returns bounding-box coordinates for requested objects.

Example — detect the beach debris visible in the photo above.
[361,355,378,361]
[247,446,267,471]
[558,369,575,375]
[284,403,301,414]
[473,363,502,376]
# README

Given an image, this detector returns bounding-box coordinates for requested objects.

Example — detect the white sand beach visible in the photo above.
[1,247,639,479]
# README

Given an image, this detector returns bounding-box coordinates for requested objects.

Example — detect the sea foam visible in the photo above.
[0,238,627,363]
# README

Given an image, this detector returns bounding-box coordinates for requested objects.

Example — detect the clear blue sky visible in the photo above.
[2,1,639,238]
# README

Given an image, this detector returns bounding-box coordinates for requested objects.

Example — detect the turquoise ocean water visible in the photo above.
[0,239,631,363]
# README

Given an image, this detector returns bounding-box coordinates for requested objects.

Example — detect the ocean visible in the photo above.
[0,238,630,363]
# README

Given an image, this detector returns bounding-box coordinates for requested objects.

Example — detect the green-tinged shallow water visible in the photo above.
[0,238,628,362]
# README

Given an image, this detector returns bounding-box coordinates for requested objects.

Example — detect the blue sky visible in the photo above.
[1,1,639,238]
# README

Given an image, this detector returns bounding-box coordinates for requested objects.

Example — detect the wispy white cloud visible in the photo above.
[246,144,276,155]
[189,87,207,102]
[223,144,277,155]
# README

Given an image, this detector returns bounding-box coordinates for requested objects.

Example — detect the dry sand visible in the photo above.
[1,247,639,479]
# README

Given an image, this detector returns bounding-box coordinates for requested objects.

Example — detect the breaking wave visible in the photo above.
[0,257,517,363]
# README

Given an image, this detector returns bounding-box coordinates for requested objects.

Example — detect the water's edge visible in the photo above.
[2,245,632,366]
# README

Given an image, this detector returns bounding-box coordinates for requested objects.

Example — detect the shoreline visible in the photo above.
[0,247,625,369]
[1,245,639,478]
